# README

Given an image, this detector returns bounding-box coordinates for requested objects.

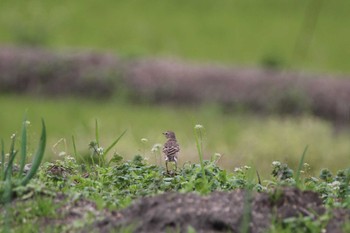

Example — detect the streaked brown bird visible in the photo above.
[162,131,180,173]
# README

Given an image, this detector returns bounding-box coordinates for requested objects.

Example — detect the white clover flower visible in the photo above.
[141,138,148,143]
[272,161,281,167]
[328,181,341,190]
[194,124,204,130]
[96,147,104,155]
[151,143,162,153]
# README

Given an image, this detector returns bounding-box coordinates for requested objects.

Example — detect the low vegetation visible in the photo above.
[0,118,349,232]
[1,95,350,176]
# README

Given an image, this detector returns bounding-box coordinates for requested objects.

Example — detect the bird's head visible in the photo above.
[163,131,176,139]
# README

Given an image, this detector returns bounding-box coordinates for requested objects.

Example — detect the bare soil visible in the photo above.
[86,188,349,233]
[4,187,349,232]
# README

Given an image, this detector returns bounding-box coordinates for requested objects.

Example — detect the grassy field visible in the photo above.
[1,108,350,232]
[1,95,350,178]
[1,2,350,232]
[0,0,350,73]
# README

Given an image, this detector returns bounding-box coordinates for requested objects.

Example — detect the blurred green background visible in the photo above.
[0,0,350,177]
[1,0,350,72]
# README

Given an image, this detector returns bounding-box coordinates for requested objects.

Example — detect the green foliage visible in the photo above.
[0,117,46,204]
[1,1,350,72]
[1,119,350,232]
[268,214,329,233]
[38,152,256,210]
[271,161,295,184]
[295,145,309,186]
[193,124,209,194]
[313,168,350,208]
[32,153,350,232]
[21,119,47,186]
[82,119,126,167]
[1,96,350,177]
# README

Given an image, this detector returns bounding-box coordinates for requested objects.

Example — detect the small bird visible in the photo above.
[162,131,180,173]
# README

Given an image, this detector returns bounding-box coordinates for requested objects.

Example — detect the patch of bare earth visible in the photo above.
[42,194,112,228]
[88,188,349,233]
[2,47,350,123]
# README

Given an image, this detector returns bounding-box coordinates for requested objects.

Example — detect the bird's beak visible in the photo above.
[162,132,166,135]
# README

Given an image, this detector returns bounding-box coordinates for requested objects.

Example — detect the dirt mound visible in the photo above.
[126,58,350,123]
[92,188,349,233]
[2,47,350,122]
[0,47,119,97]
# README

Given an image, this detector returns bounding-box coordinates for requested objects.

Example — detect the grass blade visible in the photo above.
[2,170,13,204]
[21,119,46,186]
[72,135,86,164]
[4,135,17,180]
[295,145,309,186]
[256,170,262,185]
[19,115,28,176]
[240,189,253,233]
[95,119,100,147]
[104,129,127,155]
[193,125,208,193]
[72,135,78,158]
[1,139,4,180]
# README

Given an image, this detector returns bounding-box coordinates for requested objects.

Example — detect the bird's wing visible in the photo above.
[163,140,180,156]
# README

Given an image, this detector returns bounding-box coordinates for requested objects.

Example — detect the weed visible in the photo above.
[193,124,209,194]
[0,117,46,204]
[271,161,295,185]
[1,120,350,232]
[295,145,309,187]
[78,119,126,167]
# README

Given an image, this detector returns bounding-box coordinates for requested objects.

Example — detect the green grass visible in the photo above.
[1,95,350,178]
[2,151,349,232]
[0,0,350,73]
[0,109,350,232]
